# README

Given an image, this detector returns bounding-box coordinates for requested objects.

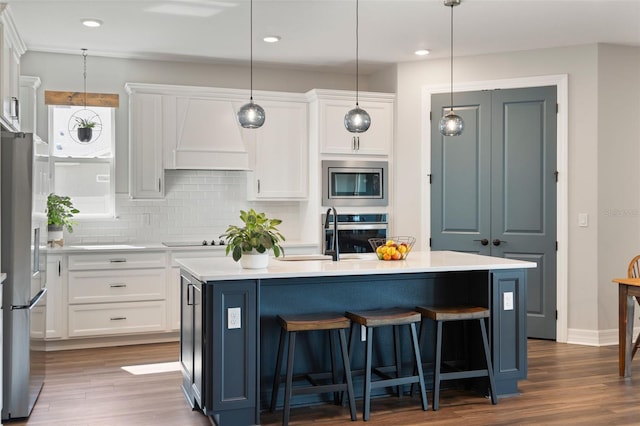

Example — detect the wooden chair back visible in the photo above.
[628,255,640,278]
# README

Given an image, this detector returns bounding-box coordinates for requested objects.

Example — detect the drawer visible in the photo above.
[68,269,166,304]
[68,301,166,337]
[68,252,167,271]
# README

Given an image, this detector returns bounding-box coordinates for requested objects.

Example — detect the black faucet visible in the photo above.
[324,207,340,261]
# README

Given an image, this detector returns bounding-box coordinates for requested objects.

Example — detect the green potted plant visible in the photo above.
[74,117,98,142]
[46,193,79,247]
[220,209,285,269]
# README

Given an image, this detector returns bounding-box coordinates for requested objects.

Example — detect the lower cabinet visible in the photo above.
[180,273,258,426]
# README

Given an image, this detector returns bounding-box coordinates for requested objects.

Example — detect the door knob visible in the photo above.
[492,239,507,246]
[473,238,489,246]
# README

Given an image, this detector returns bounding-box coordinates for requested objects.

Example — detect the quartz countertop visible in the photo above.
[177,250,537,282]
[44,241,317,254]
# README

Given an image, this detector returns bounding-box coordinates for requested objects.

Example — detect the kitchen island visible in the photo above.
[177,250,535,426]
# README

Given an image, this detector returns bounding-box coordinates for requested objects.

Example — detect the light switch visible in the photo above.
[504,292,514,311]
[228,307,241,329]
[578,213,589,227]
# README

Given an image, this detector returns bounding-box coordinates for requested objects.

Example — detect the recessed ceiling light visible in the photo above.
[82,19,103,28]
[263,36,281,43]
[415,49,430,56]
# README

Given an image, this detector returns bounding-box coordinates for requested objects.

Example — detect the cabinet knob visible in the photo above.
[473,238,489,246]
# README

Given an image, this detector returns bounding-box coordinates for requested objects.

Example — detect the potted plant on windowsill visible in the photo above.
[220,209,285,269]
[74,117,98,142]
[46,193,79,247]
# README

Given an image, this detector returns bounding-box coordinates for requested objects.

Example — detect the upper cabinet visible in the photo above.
[0,5,25,131]
[126,85,164,199]
[19,75,41,136]
[245,97,308,200]
[308,89,394,157]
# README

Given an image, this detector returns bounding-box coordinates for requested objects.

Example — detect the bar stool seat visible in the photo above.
[345,307,428,421]
[415,305,497,411]
[270,312,357,426]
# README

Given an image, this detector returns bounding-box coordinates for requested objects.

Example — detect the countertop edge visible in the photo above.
[0,272,6,283]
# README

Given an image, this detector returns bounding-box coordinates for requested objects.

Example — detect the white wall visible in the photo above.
[394,43,640,343]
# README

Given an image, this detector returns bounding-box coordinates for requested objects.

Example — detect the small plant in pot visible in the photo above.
[46,193,79,247]
[74,117,98,142]
[220,209,285,269]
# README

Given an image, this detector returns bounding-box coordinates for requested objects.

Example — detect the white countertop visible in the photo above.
[44,241,317,254]
[176,250,537,282]
[0,272,5,284]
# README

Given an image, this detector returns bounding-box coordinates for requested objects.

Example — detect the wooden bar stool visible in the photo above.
[345,307,428,421]
[415,305,497,411]
[270,312,357,426]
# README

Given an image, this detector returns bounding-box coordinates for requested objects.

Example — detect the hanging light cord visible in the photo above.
[355,0,360,107]
[449,4,454,113]
[249,0,254,101]
[82,48,88,109]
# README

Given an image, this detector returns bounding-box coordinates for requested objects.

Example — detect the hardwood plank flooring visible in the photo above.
[8,339,640,425]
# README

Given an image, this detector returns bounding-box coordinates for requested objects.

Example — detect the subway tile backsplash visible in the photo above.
[64,170,302,245]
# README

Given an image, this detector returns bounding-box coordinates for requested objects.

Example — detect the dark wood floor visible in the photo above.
[8,339,640,425]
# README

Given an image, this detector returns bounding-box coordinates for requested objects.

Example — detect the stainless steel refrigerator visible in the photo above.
[1,131,47,421]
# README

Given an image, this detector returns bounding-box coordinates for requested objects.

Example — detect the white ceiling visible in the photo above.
[8,0,640,74]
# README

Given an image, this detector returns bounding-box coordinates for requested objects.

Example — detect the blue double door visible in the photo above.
[431,86,557,340]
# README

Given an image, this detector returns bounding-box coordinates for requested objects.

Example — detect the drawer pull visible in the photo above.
[110,317,127,321]
[109,283,127,288]
[109,258,127,263]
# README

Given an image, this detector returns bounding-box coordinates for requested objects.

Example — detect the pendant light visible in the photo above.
[237,0,265,129]
[68,48,101,144]
[439,0,464,137]
[344,0,370,133]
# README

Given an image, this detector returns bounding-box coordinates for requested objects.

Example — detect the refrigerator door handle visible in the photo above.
[11,287,47,310]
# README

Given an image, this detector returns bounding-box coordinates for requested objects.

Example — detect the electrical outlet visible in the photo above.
[228,307,241,329]
[504,292,514,311]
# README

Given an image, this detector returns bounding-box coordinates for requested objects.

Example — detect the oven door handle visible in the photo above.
[333,223,388,231]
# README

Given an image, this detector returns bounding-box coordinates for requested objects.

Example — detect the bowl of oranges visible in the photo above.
[369,236,416,261]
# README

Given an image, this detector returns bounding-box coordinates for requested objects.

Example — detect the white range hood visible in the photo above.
[166,96,250,171]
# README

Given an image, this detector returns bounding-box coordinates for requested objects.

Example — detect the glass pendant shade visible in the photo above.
[237,100,265,129]
[439,110,464,136]
[344,106,371,133]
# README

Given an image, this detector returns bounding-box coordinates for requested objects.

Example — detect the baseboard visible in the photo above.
[44,332,180,351]
[566,327,639,347]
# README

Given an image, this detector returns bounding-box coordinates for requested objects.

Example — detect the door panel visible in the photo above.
[431,91,491,255]
[431,86,557,339]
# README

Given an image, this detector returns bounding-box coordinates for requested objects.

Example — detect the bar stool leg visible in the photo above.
[363,326,374,421]
[479,318,497,405]
[283,331,297,426]
[270,327,287,412]
[338,328,357,421]
[433,320,443,411]
[409,322,428,411]
[329,329,339,404]
[411,317,428,396]
[393,325,402,398]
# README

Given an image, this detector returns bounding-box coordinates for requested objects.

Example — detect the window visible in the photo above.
[49,105,115,217]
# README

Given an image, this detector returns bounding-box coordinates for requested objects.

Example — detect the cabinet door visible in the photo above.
[247,101,308,199]
[129,93,164,199]
[319,99,392,156]
[45,255,65,339]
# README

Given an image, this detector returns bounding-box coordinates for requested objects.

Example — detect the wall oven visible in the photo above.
[323,213,388,254]
[322,160,388,207]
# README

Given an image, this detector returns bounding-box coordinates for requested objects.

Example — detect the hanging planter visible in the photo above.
[74,117,96,142]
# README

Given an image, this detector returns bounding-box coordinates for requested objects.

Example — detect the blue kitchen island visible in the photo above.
[177,250,536,426]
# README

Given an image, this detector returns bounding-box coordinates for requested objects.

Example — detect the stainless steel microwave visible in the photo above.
[322,160,388,207]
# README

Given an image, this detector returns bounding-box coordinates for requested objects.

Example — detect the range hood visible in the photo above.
[166,96,250,171]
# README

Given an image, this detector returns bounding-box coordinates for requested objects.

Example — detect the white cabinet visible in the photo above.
[246,99,308,200]
[19,76,41,135]
[126,88,164,199]
[66,251,168,338]
[163,94,249,171]
[309,89,394,156]
[0,5,24,131]
[45,255,65,339]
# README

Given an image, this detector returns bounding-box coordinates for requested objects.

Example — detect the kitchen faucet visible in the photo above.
[324,207,339,261]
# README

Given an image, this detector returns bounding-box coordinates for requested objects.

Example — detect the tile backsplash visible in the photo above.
[64,170,303,245]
